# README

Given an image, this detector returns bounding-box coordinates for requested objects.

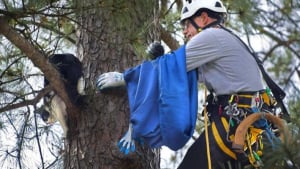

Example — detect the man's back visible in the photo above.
[186,28,264,95]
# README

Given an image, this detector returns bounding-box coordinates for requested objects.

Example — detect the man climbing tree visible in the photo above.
[0,0,299,168]
[96,0,290,169]
[0,1,161,169]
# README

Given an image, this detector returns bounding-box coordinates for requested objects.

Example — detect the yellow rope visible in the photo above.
[204,88,212,169]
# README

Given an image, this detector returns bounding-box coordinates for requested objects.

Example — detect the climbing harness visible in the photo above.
[205,88,286,168]
[211,117,237,160]
[219,25,289,120]
[213,26,290,168]
[233,112,289,168]
[245,127,264,168]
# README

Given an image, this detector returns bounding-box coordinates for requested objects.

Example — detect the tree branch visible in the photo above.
[0,86,52,113]
[0,16,79,117]
[159,24,180,50]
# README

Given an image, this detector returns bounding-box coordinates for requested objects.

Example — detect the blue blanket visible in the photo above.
[123,45,198,150]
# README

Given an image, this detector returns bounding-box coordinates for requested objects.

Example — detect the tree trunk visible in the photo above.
[64,1,161,168]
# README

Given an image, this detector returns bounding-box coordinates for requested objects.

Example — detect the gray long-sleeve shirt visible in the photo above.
[186,28,264,95]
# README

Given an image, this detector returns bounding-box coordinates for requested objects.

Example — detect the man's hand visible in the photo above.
[96,72,125,90]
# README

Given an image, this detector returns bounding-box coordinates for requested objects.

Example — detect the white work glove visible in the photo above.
[96,72,125,90]
[118,123,136,155]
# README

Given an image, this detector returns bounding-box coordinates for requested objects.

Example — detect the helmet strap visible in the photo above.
[202,20,221,30]
[189,19,221,33]
[189,18,202,33]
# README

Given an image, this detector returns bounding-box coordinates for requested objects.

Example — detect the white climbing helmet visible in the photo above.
[181,0,227,22]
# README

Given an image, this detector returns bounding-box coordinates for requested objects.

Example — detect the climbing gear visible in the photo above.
[181,0,227,23]
[232,112,289,168]
[96,71,125,90]
[181,0,227,32]
[212,118,237,160]
[243,127,264,151]
[232,112,288,153]
[213,26,290,167]
[204,88,212,169]
[205,90,287,168]
[216,91,272,109]
[245,127,264,168]
[219,25,290,121]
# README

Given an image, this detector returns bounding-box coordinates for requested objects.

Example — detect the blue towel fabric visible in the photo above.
[123,45,198,150]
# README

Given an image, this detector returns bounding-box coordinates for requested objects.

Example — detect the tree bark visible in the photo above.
[64,1,161,168]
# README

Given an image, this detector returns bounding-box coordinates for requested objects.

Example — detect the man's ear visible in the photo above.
[200,12,209,24]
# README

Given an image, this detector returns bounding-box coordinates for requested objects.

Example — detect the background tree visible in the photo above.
[0,0,161,168]
[65,0,161,168]
[0,0,299,169]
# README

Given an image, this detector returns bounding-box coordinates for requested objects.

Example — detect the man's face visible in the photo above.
[182,19,198,41]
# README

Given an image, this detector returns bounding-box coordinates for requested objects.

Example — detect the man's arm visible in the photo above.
[95,42,165,91]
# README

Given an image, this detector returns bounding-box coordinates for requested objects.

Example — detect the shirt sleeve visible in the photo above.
[186,28,222,71]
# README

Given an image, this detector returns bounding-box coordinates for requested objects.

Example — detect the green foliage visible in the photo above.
[226,0,257,23]
[0,1,77,167]
[25,0,50,10]
[163,11,181,32]
[0,0,299,168]
[268,50,293,82]
[289,96,300,126]
[262,124,300,169]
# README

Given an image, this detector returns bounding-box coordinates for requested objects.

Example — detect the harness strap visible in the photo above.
[189,19,221,33]
[219,25,289,120]
[216,92,271,109]
[189,18,202,32]
[212,117,237,160]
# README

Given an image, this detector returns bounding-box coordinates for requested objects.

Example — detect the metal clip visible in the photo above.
[251,92,262,112]
[232,103,240,116]
[225,103,240,116]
